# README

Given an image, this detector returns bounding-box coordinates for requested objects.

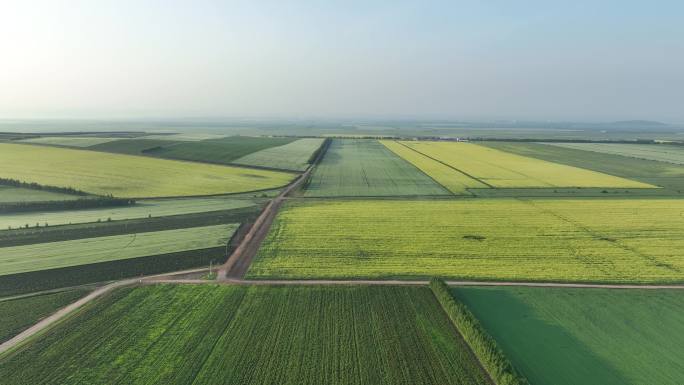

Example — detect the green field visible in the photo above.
[304,139,450,196]
[399,141,653,188]
[0,285,490,385]
[19,136,121,147]
[0,224,236,276]
[0,186,81,203]
[0,290,88,344]
[88,138,178,154]
[0,143,294,198]
[481,142,684,193]
[0,196,255,230]
[545,142,684,165]
[454,286,684,385]
[248,199,684,283]
[233,138,324,171]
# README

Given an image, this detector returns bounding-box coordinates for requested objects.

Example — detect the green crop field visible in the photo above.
[18,136,121,147]
[381,140,488,194]
[248,199,684,283]
[0,290,87,344]
[398,141,653,188]
[304,139,450,196]
[125,136,297,163]
[454,286,684,385]
[545,142,684,165]
[481,142,684,193]
[0,186,81,203]
[0,224,236,276]
[0,196,255,230]
[88,139,178,154]
[0,143,294,198]
[0,284,490,385]
[233,138,325,171]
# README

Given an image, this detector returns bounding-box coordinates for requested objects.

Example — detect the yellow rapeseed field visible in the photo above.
[380,140,488,194]
[0,143,294,198]
[399,141,656,188]
[248,199,684,283]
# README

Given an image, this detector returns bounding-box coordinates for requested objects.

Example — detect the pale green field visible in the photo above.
[456,287,684,385]
[545,142,684,165]
[248,199,684,283]
[0,143,294,198]
[18,137,120,147]
[0,197,255,230]
[0,224,236,276]
[400,141,655,188]
[233,138,324,171]
[0,186,81,203]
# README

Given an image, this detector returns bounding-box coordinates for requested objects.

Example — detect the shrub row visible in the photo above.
[0,247,227,297]
[429,278,530,385]
[0,177,88,196]
[0,197,134,214]
[0,205,261,247]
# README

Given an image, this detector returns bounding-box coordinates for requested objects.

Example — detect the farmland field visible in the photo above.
[481,142,684,193]
[0,224,237,276]
[0,197,255,230]
[0,143,294,198]
[0,290,87,344]
[399,141,654,188]
[0,285,490,385]
[137,136,296,164]
[88,139,178,154]
[381,140,488,194]
[248,199,684,283]
[304,139,450,196]
[18,136,120,147]
[545,142,684,165]
[454,287,684,385]
[233,138,325,171]
[0,186,81,203]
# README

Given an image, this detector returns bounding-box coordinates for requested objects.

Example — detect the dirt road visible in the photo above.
[0,278,138,357]
[217,142,326,279]
[145,277,684,290]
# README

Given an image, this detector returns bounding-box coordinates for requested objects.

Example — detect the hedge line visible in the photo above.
[0,205,261,247]
[0,247,227,297]
[429,278,529,385]
[0,178,88,196]
[0,197,134,215]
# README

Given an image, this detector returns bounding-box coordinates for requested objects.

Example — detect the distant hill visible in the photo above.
[611,120,668,127]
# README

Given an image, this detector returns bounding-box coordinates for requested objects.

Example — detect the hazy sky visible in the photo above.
[1,0,682,122]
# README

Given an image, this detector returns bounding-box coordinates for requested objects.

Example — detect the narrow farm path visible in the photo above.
[0,278,137,357]
[145,277,684,290]
[217,140,328,279]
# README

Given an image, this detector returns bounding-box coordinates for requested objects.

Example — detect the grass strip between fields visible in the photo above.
[430,279,529,385]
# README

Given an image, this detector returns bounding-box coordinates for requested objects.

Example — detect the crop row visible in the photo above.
[0,285,491,385]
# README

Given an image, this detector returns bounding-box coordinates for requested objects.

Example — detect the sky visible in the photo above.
[0,0,683,122]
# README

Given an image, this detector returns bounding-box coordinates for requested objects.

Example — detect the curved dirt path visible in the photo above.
[0,278,138,357]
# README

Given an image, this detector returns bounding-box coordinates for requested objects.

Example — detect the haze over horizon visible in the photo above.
[1,1,682,122]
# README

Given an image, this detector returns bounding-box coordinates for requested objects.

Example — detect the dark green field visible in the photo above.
[0,285,490,385]
[88,139,178,154]
[0,290,87,343]
[454,286,684,385]
[481,142,684,195]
